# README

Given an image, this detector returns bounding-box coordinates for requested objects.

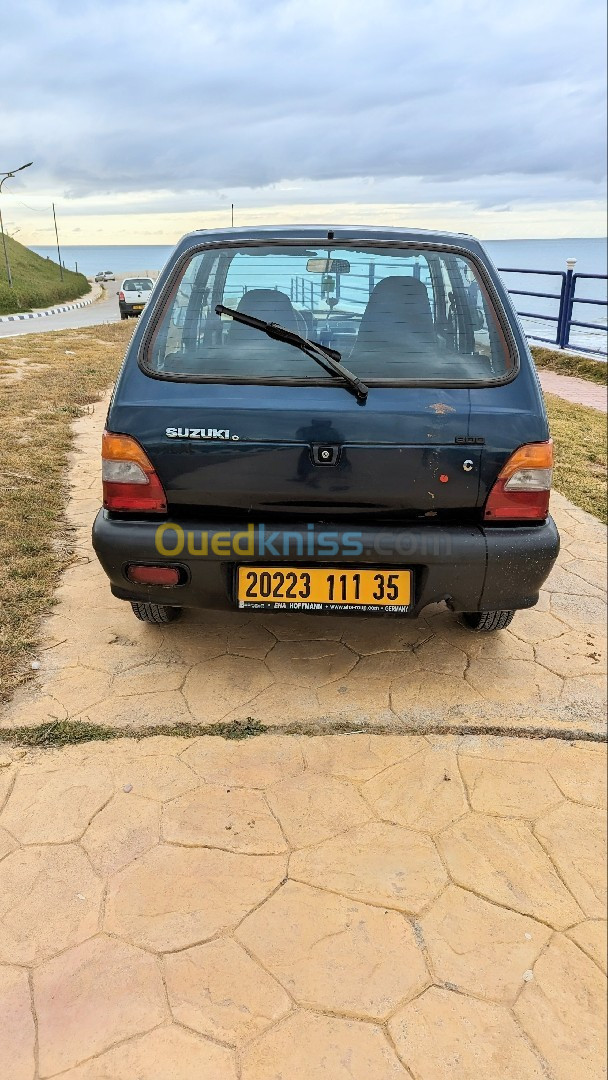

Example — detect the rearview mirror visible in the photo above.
[306,257,351,274]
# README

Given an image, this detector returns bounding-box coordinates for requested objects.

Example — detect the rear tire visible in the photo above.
[130,602,182,624]
[461,609,515,632]
[120,313,128,320]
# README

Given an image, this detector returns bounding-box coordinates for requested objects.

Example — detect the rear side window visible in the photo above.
[144,243,514,384]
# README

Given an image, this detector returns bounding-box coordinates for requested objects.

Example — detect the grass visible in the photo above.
[545,393,607,523]
[0,321,133,703]
[0,234,91,315]
[531,345,607,386]
[0,718,604,747]
[0,717,268,747]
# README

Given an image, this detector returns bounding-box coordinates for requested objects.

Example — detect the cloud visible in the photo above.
[1,0,605,230]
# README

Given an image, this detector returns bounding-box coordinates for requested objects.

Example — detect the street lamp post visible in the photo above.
[0,162,33,288]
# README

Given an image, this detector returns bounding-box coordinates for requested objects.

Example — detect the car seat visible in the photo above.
[349,276,439,373]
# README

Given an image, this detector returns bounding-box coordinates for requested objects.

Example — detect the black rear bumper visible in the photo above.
[92,512,560,615]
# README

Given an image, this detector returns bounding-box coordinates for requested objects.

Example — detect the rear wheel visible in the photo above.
[461,610,515,632]
[120,313,128,320]
[130,602,182,624]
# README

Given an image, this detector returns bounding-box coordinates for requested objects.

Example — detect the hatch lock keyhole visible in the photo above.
[312,445,341,466]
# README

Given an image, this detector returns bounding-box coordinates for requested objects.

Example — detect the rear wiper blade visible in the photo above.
[215,304,369,401]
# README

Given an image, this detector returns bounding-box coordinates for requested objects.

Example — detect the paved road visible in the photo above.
[0,286,119,338]
[0,272,158,338]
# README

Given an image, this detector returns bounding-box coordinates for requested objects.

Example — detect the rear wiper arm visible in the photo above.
[215,304,369,401]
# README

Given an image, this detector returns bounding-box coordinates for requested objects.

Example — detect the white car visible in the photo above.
[118,277,154,319]
[95,270,115,283]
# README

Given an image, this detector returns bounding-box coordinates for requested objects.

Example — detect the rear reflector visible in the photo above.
[102,431,167,513]
[127,565,180,586]
[484,440,553,521]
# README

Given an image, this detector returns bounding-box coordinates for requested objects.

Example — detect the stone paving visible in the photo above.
[1,392,606,737]
[538,370,607,413]
[1,391,607,1079]
[0,732,605,1079]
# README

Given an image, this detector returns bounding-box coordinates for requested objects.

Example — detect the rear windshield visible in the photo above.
[144,243,514,384]
[123,278,153,291]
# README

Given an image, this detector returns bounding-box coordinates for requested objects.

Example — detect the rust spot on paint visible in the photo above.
[428,402,456,415]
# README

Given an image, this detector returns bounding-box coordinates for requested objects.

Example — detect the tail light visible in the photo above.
[484,440,553,521]
[102,431,167,512]
[118,291,125,301]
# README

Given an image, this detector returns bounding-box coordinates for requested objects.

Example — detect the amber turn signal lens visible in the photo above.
[496,439,554,480]
[102,432,156,470]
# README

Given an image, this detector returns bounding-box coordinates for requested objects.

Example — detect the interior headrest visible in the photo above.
[228,289,300,336]
[352,275,437,353]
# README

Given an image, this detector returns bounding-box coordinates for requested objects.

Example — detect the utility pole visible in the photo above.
[0,202,12,287]
[52,203,64,281]
[231,203,234,227]
[0,162,33,287]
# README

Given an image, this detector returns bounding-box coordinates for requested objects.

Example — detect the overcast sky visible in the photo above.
[1,0,606,243]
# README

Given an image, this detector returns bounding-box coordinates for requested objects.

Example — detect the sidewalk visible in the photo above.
[0,731,605,1079]
[539,370,607,412]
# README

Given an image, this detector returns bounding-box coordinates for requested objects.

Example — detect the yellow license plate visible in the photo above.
[237,567,412,612]
[132,304,144,311]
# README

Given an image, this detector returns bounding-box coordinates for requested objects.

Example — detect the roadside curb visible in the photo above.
[0,288,98,324]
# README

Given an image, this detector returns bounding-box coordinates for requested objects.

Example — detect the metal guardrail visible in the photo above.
[497,260,607,355]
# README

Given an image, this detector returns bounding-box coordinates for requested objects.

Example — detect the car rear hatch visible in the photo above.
[125,290,147,306]
[108,379,490,523]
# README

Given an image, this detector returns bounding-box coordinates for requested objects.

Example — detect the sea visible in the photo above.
[32,237,607,354]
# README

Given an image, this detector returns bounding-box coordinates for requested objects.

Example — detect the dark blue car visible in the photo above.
[93,226,559,632]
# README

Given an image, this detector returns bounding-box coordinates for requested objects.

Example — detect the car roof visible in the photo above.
[172,224,484,256]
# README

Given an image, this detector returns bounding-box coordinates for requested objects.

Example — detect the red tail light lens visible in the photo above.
[484,441,553,521]
[102,431,167,512]
[118,291,125,301]
[127,565,180,585]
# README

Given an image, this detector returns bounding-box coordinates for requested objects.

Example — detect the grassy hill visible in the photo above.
[0,233,90,315]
